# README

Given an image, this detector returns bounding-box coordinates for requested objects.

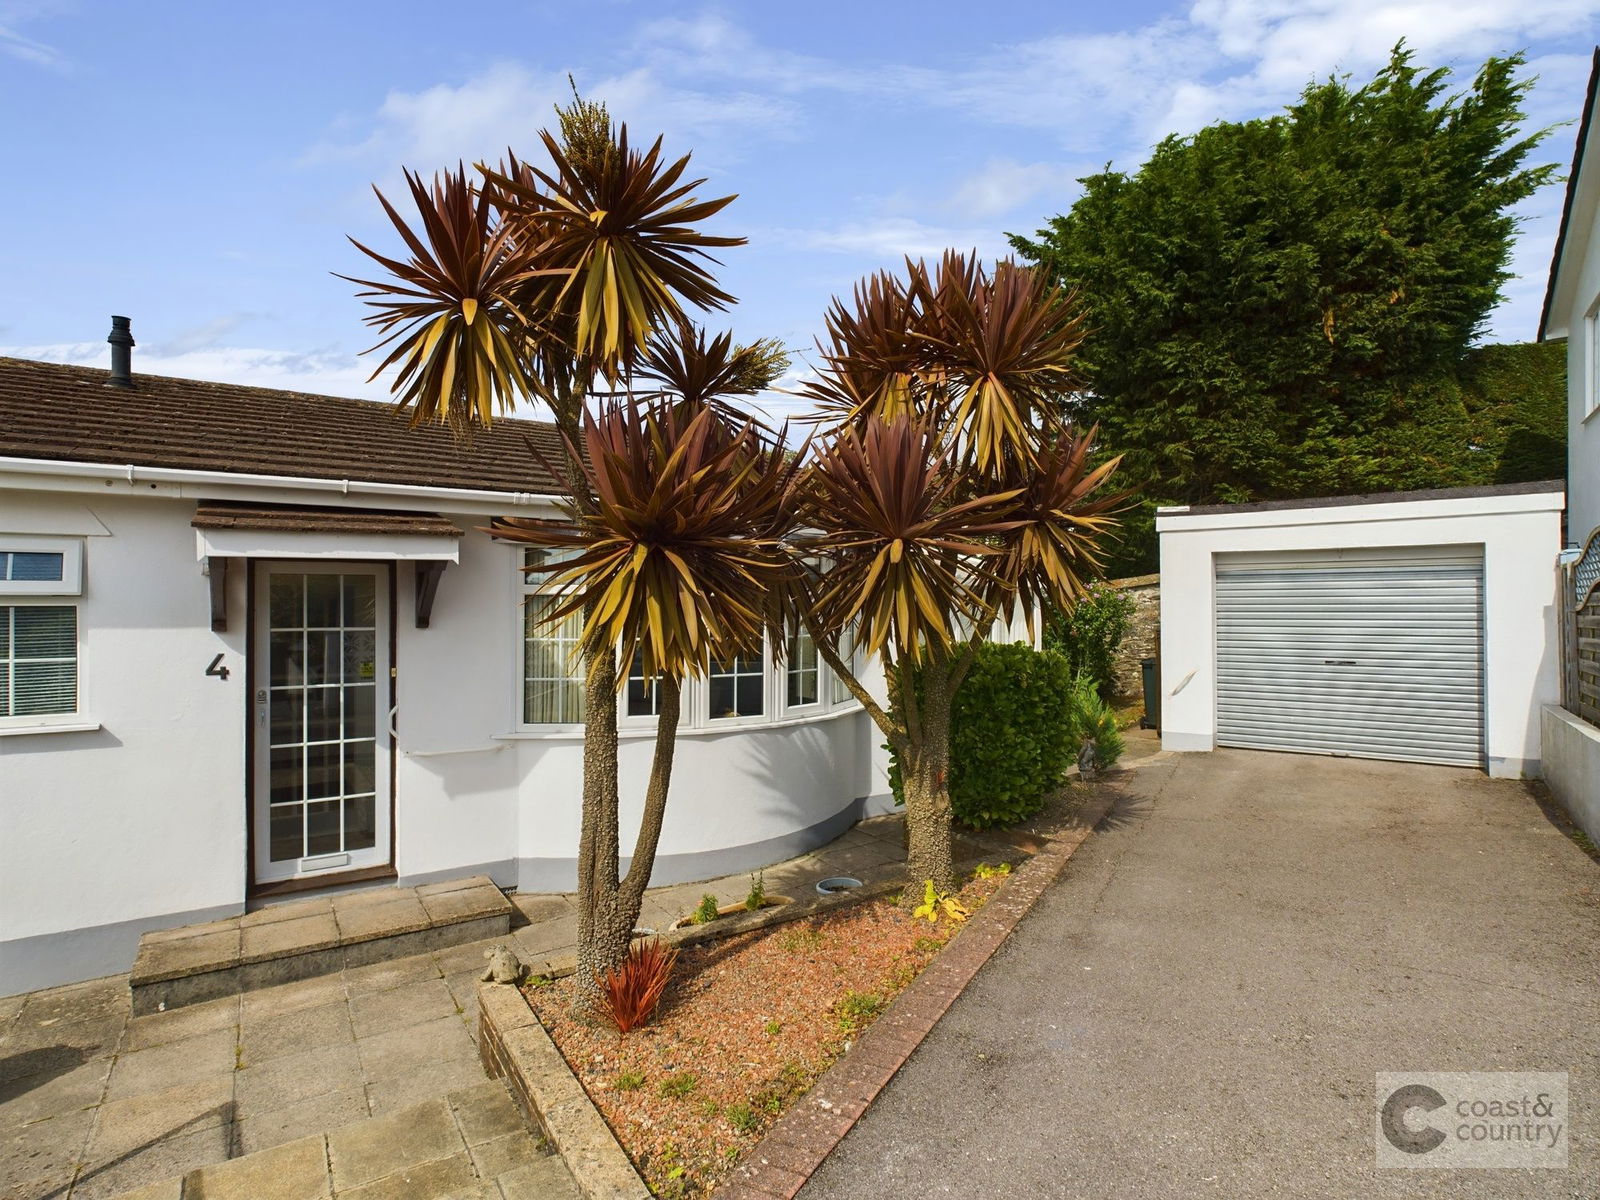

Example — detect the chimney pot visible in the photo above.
[107,315,134,388]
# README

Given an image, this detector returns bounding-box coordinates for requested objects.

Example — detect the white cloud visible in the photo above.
[786,218,1012,262]
[305,59,798,178]
[946,160,1090,221]
[2,340,394,401]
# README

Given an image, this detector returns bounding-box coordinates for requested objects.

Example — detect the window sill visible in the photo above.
[498,701,864,742]
[0,718,101,738]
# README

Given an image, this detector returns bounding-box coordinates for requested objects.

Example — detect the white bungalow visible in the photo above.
[0,335,890,995]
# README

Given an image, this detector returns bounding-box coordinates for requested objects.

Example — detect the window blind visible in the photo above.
[2,605,77,717]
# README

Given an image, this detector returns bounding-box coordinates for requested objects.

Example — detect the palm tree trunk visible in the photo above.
[900,652,960,899]
[573,643,621,1008]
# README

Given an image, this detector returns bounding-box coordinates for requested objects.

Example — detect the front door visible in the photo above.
[253,562,392,884]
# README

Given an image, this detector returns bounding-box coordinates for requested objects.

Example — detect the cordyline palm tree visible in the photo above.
[794,252,1123,895]
[345,90,789,992]
[490,400,799,976]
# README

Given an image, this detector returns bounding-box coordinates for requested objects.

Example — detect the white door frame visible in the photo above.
[251,560,393,885]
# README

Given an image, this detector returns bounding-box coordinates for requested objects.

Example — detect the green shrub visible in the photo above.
[1069,670,1124,769]
[888,641,1077,829]
[1044,583,1137,699]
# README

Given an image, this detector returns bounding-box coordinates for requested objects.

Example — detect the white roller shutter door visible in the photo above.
[1214,551,1484,766]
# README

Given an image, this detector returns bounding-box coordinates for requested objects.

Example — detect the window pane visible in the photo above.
[523,598,583,724]
[343,739,376,796]
[305,742,341,800]
[304,631,339,686]
[15,661,74,715]
[305,800,341,857]
[270,747,302,804]
[306,686,340,743]
[627,659,659,717]
[270,632,302,686]
[344,685,375,739]
[305,575,341,627]
[344,795,376,851]
[343,631,376,683]
[13,606,75,658]
[342,575,375,626]
[9,552,64,582]
[269,688,303,747]
[269,804,302,862]
[708,674,735,718]
[736,672,763,716]
[269,576,302,628]
[788,632,819,706]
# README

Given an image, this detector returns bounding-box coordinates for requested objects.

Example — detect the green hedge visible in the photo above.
[1044,583,1137,699]
[889,642,1123,829]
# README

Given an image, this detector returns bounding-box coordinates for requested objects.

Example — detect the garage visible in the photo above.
[1214,550,1484,766]
[1156,481,1564,779]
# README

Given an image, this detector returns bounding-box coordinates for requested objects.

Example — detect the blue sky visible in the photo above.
[2,1,1598,419]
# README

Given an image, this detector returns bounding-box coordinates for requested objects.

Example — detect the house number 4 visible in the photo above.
[205,654,230,681]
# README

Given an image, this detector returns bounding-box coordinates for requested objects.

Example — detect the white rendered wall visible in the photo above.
[1546,111,1600,544]
[0,481,993,992]
[1156,491,1564,778]
[1,493,249,994]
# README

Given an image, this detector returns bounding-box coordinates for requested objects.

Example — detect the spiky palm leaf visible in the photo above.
[637,323,789,424]
[800,416,1019,660]
[490,401,795,683]
[799,253,1086,476]
[343,166,542,433]
[483,125,744,385]
[915,253,1087,474]
[981,426,1125,633]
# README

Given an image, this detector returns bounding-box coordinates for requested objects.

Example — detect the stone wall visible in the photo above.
[1109,574,1159,702]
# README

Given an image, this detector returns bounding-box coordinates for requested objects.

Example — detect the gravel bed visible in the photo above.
[526,871,1008,1197]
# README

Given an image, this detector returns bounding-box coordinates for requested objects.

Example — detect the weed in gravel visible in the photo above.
[745,871,766,911]
[699,1098,722,1118]
[763,1019,782,1036]
[726,1103,759,1133]
[835,990,886,1031]
[613,1070,646,1091]
[971,861,1012,880]
[692,894,721,925]
[776,925,825,952]
[659,1071,700,1098]
[912,935,944,955]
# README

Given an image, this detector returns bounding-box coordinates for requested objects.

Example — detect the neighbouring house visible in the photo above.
[1538,46,1600,844]
[0,340,895,996]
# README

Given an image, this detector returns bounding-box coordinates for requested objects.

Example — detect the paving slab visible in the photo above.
[6,813,912,1200]
[326,1098,463,1191]
[182,1132,329,1200]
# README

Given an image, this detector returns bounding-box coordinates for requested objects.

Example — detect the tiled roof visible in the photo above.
[0,356,567,496]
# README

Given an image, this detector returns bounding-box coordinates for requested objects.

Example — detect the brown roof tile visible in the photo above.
[0,356,566,496]
[191,501,465,537]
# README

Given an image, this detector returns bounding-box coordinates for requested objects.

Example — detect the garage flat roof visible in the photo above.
[1158,479,1564,518]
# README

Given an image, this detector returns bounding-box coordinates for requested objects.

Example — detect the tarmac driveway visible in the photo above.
[799,749,1600,1198]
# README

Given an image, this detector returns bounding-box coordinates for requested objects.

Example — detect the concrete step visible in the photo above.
[130,876,514,1015]
[109,1078,579,1200]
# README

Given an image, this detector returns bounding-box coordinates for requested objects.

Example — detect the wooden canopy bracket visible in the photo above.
[416,561,448,629]
[206,557,230,632]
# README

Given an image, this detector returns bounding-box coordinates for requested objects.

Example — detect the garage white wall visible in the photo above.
[1156,488,1564,778]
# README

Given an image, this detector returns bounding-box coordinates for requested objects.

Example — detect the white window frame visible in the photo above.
[701,637,772,727]
[783,626,824,714]
[516,545,586,731]
[0,535,82,596]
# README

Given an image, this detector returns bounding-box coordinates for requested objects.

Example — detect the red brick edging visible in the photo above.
[714,789,1119,1199]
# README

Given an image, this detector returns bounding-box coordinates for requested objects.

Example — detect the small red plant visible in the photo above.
[598,937,679,1033]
